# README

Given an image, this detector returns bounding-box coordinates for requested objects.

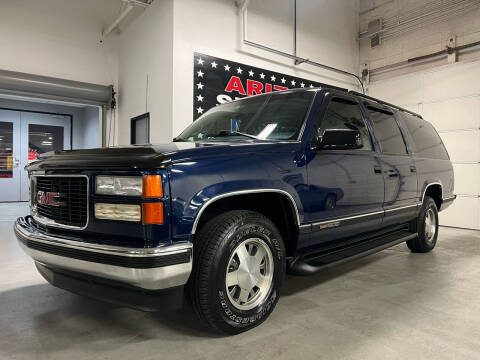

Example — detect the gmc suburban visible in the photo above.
[14,87,455,334]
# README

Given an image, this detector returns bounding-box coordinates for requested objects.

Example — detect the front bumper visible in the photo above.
[14,216,193,290]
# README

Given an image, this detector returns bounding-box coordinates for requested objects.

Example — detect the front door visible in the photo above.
[0,110,70,202]
[0,110,21,201]
[305,94,385,248]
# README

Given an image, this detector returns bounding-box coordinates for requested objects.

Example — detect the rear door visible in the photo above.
[363,103,418,226]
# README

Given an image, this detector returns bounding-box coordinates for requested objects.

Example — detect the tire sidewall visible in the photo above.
[418,198,439,249]
[209,215,285,332]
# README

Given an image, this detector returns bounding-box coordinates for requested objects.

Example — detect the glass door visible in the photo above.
[20,112,71,201]
[0,110,21,201]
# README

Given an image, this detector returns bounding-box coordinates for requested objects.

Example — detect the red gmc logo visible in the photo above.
[37,191,62,206]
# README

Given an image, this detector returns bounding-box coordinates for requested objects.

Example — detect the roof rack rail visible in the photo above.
[348,90,423,119]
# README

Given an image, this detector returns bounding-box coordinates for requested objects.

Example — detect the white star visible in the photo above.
[270,75,276,82]
[224,64,231,71]
[197,70,204,78]
[248,70,254,77]
[291,80,296,86]
[196,82,204,90]
[196,94,204,102]
[196,107,204,114]
[197,58,204,65]
[236,67,243,74]
[309,84,314,88]
[211,61,217,68]
[300,82,305,88]
[281,78,286,84]
[260,73,265,79]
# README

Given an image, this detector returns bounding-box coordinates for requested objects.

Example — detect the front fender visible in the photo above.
[167,152,307,239]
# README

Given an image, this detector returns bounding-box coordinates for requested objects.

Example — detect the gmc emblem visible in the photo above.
[37,191,63,207]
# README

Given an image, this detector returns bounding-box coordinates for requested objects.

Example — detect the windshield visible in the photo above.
[177,90,315,142]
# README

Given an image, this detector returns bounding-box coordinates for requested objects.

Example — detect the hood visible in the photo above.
[27,141,301,171]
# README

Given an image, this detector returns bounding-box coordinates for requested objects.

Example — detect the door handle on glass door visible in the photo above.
[13,158,20,168]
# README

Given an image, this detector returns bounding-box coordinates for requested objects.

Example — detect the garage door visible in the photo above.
[368,60,480,230]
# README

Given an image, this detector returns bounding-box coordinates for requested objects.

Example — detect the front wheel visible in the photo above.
[187,210,285,334]
[407,196,439,253]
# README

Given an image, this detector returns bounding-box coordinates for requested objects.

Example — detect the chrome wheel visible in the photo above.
[225,238,274,311]
[424,208,436,243]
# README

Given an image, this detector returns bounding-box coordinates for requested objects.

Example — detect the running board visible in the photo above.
[290,230,418,275]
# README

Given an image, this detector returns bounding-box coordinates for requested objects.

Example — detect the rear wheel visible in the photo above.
[407,196,439,253]
[187,210,285,334]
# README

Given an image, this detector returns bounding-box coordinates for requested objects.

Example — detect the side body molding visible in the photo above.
[191,189,301,234]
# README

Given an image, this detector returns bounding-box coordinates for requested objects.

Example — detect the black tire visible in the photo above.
[187,210,285,334]
[407,196,439,253]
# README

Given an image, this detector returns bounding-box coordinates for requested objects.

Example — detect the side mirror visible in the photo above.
[312,129,363,151]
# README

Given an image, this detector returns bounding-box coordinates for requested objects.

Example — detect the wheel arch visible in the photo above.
[191,189,301,257]
[422,182,443,210]
[192,189,300,233]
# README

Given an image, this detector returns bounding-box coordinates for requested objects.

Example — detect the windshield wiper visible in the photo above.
[205,130,258,140]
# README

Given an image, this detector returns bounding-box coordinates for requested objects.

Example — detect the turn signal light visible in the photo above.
[142,202,164,224]
[143,175,163,198]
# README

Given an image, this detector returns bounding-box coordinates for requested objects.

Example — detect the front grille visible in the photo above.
[34,176,88,228]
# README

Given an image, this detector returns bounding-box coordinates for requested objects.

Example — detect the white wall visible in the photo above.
[0,0,119,85]
[368,60,480,229]
[117,0,174,145]
[76,106,101,149]
[359,0,480,79]
[171,0,360,137]
[117,0,360,144]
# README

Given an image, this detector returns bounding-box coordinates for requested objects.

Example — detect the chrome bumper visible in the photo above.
[14,216,192,290]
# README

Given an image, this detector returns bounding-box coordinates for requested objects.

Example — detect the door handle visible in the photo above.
[13,157,20,168]
[374,166,382,174]
[410,165,417,173]
[388,170,399,178]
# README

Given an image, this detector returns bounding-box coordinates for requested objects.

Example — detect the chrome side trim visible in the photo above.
[443,195,456,202]
[311,203,419,227]
[191,189,301,234]
[31,174,90,230]
[384,204,418,212]
[311,210,384,227]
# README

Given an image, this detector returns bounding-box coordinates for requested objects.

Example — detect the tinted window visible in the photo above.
[402,112,449,160]
[178,91,314,141]
[367,106,407,155]
[315,97,372,150]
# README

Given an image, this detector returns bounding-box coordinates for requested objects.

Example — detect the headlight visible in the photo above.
[96,176,142,196]
[95,203,141,222]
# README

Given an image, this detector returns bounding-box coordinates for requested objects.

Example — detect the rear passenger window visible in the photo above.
[402,112,449,160]
[315,97,372,151]
[367,106,408,155]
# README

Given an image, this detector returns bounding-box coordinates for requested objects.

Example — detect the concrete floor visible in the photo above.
[1,203,480,360]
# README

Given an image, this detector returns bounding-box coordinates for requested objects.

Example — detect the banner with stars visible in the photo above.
[193,52,331,120]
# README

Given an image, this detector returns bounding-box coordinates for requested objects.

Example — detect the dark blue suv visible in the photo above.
[14,87,455,334]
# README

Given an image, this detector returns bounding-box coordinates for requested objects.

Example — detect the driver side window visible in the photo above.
[315,97,373,151]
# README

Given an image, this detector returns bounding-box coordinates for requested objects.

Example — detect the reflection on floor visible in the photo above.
[0,202,29,221]
[1,202,480,360]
